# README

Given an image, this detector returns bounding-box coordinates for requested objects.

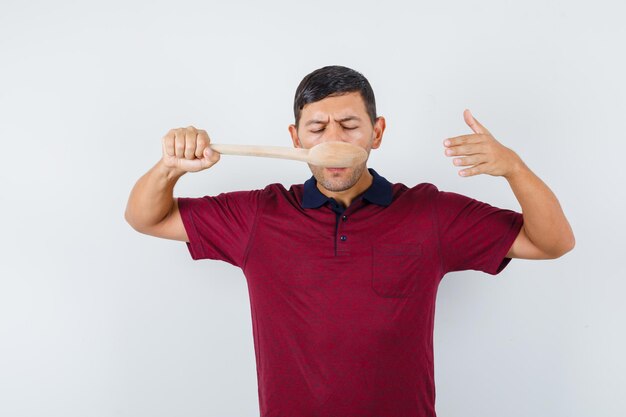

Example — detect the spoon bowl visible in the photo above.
[307,142,368,167]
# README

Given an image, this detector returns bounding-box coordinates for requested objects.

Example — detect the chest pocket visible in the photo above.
[371,243,424,298]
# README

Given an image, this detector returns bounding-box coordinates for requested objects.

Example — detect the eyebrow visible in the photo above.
[305,116,362,126]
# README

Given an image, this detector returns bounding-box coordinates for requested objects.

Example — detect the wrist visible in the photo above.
[156,159,186,182]
[504,153,529,182]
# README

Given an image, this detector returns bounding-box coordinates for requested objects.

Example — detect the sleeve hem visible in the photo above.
[486,212,524,275]
[177,198,207,260]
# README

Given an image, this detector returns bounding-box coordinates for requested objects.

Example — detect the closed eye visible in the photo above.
[310,126,358,133]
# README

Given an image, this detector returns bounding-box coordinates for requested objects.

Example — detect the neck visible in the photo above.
[317,168,373,208]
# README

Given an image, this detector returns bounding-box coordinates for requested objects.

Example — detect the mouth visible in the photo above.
[326,167,347,174]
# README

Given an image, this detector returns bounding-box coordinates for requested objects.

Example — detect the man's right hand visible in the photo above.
[162,126,221,173]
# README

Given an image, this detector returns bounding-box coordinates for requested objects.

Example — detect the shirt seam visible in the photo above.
[240,189,265,270]
[434,190,446,277]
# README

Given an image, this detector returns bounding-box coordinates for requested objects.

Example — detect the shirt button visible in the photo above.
[342,215,348,222]
[340,235,347,242]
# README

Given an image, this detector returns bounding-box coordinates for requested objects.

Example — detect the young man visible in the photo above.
[125,65,574,417]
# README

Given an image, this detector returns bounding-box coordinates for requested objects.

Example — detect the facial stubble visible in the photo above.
[309,162,367,192]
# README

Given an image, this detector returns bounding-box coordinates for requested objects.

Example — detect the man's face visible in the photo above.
[288,91,385,193]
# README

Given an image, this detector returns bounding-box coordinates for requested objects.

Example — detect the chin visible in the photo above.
[310,163,366,192]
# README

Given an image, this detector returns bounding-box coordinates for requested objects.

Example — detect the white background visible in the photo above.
[1,1,625,416]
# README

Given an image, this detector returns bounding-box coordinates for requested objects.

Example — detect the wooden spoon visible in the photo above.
[209,142,368,168]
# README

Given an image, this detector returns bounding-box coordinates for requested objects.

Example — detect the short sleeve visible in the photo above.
[177,189,264,267]
[436,190,524,275]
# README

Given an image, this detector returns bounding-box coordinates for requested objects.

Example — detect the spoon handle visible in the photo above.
[209,144,310,163]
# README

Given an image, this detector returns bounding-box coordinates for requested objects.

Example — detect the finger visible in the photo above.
[195,130,210,159]
[184,126,197,159]
[177,157,204,172]
[452,155,484,167]
[174,129,186,158]
[443,134,485,147]
[459,162,487,177]
[173,150,218,172]
[444,143,484,156]
[162,129,176,157]
[464,109,491,135]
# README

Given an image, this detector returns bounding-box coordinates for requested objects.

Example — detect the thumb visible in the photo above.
[201,147,220,168]
[464,109,491,135]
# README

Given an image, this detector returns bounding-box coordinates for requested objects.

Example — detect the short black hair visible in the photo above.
[293,65,377,129]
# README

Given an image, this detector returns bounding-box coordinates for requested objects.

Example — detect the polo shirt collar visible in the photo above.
[301,168,393,209]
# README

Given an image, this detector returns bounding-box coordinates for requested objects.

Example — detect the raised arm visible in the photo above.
[443,110,575,260]
[124,126,221,241]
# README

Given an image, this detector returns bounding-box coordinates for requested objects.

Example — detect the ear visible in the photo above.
[288,124,302,148]
[371,116,386,149]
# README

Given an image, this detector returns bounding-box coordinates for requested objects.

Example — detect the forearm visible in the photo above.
[505,161,575,257]
[124,160,186,231]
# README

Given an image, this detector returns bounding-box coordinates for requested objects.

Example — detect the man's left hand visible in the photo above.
[444,109,524,178]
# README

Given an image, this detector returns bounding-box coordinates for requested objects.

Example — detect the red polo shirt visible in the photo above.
[177,169,523,417]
